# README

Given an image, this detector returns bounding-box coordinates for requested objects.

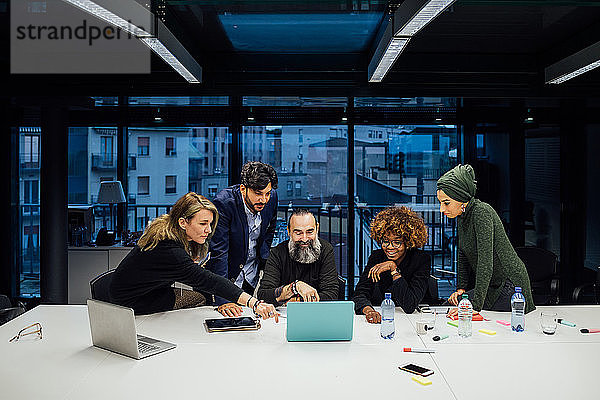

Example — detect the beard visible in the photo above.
[288,237,322,264]
[243,192,265,214]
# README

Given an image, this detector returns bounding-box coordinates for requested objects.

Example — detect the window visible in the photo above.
[355,123,458,296]
[138,176,150,195]
[476,133,486,158]
[126,126,229,234]
[100,136,114,166]
[165,137,176,157]
[295,181,302,197]
[287,181,293,197]
[22,133,40,168]
[165,175,176,194]
[208,184,218,198]
[138,137,150,156]
[23,180,39,204]
[19,127,42,298]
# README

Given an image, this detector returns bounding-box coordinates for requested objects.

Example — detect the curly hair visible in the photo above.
[370,206,428,249]
[240,161,278,190]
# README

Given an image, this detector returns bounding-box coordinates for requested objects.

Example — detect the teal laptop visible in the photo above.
[286,301,354,342]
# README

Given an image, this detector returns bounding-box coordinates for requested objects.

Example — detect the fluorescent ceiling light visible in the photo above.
[140,37,201,83]
[369,37,410,83]
[396,0,457,37]
[368,0,455,83]
[62,0,151,37]
[547,60,600,84]
[545,41,600,84]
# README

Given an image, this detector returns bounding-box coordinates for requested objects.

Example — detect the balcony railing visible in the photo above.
[91,153,116,170]
[19,153,40,170]
[86,197,456,298]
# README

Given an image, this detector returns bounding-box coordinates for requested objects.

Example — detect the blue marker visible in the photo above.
[557,319,576,327]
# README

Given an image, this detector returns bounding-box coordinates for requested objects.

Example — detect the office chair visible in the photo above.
[421,275,442,306]
[90,269,116,303]
[0,294,26,326]
[572,266,600,304]
[337,275,346,300]
[515,246,560,305]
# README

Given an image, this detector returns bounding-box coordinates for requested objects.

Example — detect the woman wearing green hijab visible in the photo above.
[437,164,535,316]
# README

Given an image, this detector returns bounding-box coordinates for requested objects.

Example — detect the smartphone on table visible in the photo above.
[399,363,434,376]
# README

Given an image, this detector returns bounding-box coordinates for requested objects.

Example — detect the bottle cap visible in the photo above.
[515,287,522,293]
[462,293,468,299]
[385,293,392,300]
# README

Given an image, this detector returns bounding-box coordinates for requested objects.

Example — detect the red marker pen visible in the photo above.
[403,348,436,353]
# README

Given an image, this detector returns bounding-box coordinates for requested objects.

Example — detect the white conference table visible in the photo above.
[1,305,599,400]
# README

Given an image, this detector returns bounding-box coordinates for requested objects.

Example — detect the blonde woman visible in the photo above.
[109,192,278,319]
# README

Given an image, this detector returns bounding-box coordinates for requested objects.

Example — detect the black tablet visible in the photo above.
[204,317,261,332]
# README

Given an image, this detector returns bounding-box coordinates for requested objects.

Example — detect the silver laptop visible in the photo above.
[87,299,176,359]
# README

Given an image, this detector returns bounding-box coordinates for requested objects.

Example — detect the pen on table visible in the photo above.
[403,347,436,353]
[557,319,576,327]
[580,328,600,333]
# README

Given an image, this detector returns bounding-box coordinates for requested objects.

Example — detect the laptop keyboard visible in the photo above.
[138,341,160,354]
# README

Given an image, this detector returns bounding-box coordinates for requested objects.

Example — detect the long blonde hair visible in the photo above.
[137,192,219,260]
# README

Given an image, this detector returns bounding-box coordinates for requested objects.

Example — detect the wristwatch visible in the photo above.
[390,270,401,278]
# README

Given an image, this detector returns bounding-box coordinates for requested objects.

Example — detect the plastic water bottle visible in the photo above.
[511,287,526,332]
[380,293,395,340]
[458,294,472,338]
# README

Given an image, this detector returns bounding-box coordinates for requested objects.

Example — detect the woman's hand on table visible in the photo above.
[217,302,243,317]
[363,306,381,324]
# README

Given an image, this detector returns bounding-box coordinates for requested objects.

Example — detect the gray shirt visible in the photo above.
[234,200,262,288]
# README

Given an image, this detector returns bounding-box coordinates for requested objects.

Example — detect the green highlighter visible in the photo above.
[447,321,458,328]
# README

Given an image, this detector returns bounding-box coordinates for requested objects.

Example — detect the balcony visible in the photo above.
[20,153,40,170]
[91,153,116,171]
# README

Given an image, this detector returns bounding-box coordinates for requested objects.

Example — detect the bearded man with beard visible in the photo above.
[256,209,339,306]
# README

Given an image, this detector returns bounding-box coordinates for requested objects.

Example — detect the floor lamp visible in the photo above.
[97,181,126,239]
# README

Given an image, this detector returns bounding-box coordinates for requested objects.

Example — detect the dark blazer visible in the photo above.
[207,184,278,305]
[352,249,431,314]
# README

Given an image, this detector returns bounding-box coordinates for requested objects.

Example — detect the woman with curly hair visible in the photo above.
[352,206,430,321]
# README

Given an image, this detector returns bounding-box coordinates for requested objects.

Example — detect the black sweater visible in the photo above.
[256,238,339,306]
[352,249,430,314]
[109,240,243,315]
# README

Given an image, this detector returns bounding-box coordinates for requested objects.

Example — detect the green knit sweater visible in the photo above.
[457,199,536,313]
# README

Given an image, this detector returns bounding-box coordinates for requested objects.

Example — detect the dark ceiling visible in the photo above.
[3,0,600,97]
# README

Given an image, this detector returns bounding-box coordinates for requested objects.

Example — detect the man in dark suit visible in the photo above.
[207,161,279,316]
